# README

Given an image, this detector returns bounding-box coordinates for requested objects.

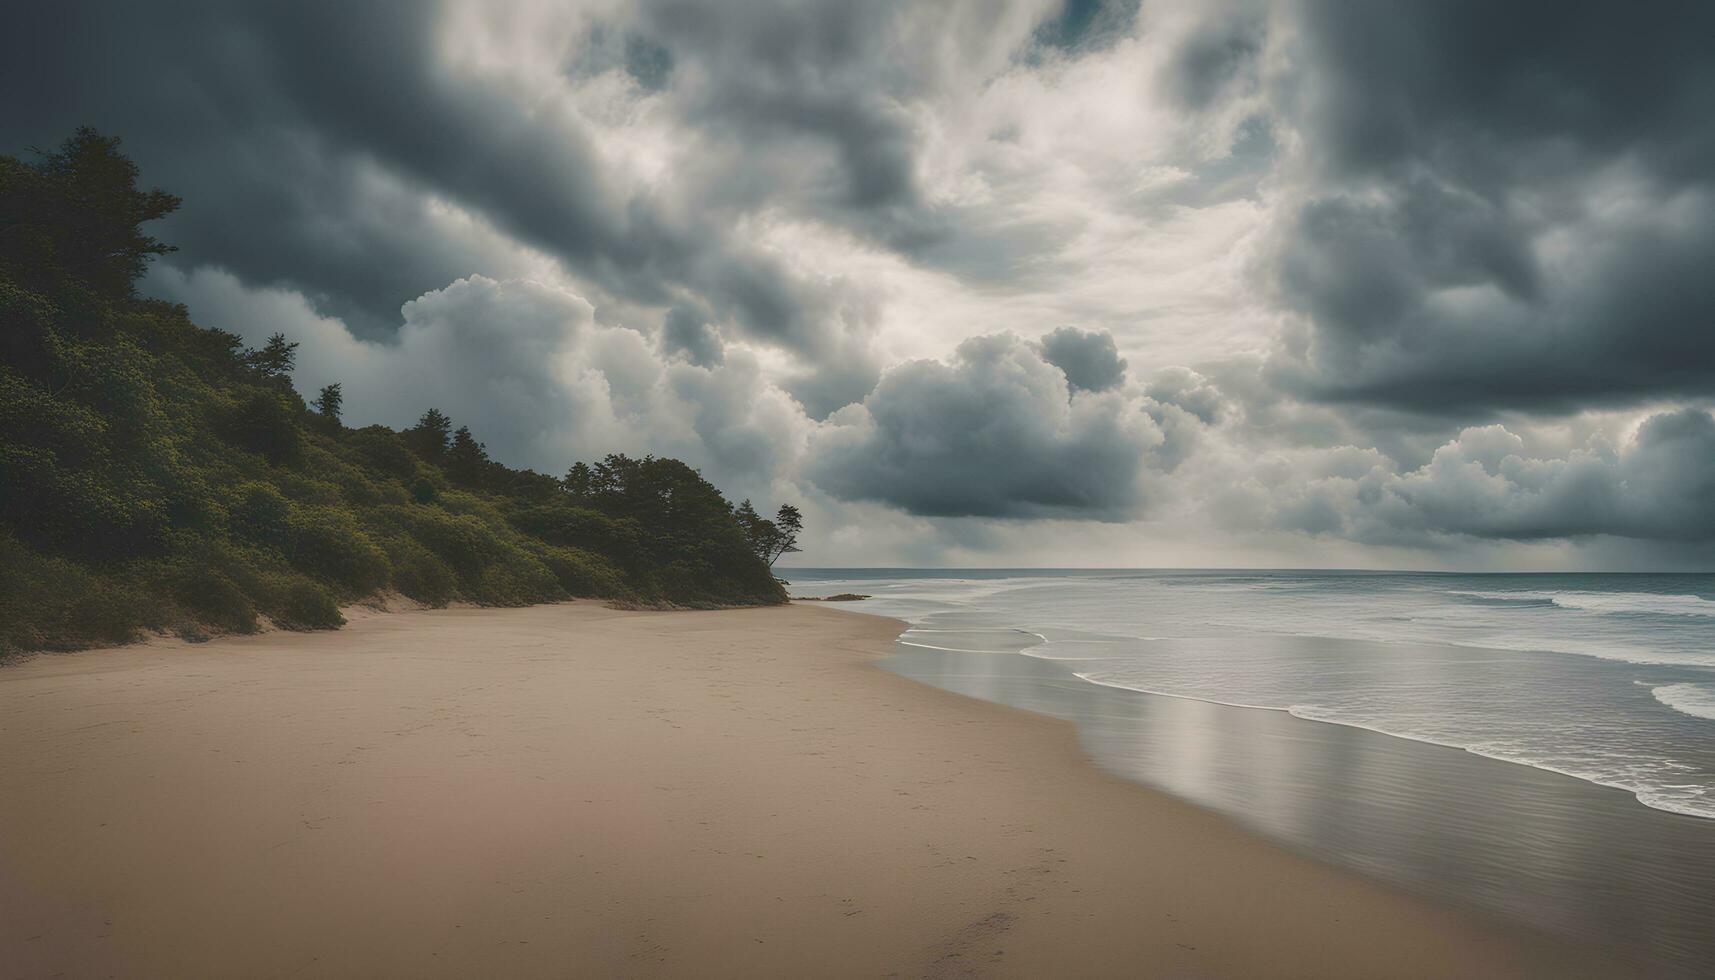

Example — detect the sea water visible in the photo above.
[784,569,1715,974]
[787,569,1715,819]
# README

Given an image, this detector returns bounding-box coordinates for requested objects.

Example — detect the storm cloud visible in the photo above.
[0,0,891,370]
[11,0,1715,565]
[1038,326,1127,392]
[1263,0,1715,412]
[807,333,1172,519]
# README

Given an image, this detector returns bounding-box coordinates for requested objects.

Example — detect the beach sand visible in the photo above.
[0,602,1621,978]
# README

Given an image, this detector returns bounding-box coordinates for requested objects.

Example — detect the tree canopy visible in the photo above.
[311,382,343,423]
[735,501,803,567]
[0,128,179,298]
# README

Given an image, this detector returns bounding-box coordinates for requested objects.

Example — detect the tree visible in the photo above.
[734,498,770,558]
[407,408,452,461]
[770,504,803,566]
[0,129,789,655]
[564,460,595,498]
[733,499,803,567]
[444,425,491,487]
[0,127,180,298]
[311,382,343,424]
[246,333,297,380]
[735,498,762,533]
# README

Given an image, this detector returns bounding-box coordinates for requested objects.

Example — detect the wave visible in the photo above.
[897,627,1047,654]
[897,640,1008,653]
[1068,670,1715,820]
[1653,683,1715,722]
[1447,591,1559,608]
[1448,590,1715,617]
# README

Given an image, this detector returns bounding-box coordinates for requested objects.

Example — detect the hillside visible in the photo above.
[0,130,789,655]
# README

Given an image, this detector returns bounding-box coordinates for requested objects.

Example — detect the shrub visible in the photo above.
[402,506,507,577]
[530,542,628,598]
[348,428,419,480]
[286,506,391,594]
[384,537,458,607]
[0,533,152,653]
[171,565,258,634]
[263,575,344,630]
[507,501,641,555]
[227,482,291,545]
[469,553,562,606]
[57,577,153,647]
[214,389,303,465]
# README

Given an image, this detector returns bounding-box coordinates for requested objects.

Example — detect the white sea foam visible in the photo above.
[1653,683,1715,722]
[1449,589,1715,617]
[1069,669,1715,820]
[896,640,998,653]
[897,627,1045,654]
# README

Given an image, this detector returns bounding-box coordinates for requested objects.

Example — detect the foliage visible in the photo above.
[562,454,786,605]
[735,500,804,566]
[311,382,342,425]
[0,127,179,298]
[445,425,501,489]
[406,408,451,463]
[245,332,297,381]
[0,130,790,656]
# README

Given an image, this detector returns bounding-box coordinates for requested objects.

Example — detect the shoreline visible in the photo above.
[1,601,1623,977]
[881,627,1715,976]
[1062,662,1707,820]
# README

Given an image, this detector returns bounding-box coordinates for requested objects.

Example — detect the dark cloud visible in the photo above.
[568,24,676,92]
[1,3,578,336]
[633,1,925,215]
[1292,0,1715,182]
[1038,326,1127,392]
[660,306,725,367]
[1164,9,1263,110]
[782,353,885,424]
[619,0,1047,261]
[0,1,877,367]
[807,334,1166,518]
[13,0,1714,563]
[1265,0,1715,412]
[1032,0,1139,54]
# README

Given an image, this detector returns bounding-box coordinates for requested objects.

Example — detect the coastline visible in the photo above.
[0,601,1621,978]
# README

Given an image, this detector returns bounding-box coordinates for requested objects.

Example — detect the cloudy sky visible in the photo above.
[8,0,1715,569]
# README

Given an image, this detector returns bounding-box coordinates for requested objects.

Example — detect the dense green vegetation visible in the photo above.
[0,130,791,655]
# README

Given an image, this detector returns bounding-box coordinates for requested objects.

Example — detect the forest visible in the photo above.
[0,130,797,655]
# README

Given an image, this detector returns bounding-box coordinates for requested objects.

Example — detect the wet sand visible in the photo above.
[885,636,1715,976]
[0,602,1620,978]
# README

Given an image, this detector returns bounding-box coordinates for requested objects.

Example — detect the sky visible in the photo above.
[6,0,1715,569]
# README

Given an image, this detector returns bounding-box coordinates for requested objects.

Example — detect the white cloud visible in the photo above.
[77,0,1715,569]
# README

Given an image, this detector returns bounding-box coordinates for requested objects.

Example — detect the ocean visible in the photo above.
[783,569,1715,976]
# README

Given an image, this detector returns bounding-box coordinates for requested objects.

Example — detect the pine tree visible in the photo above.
[247,333,298,379]
[734,499,771,560]
[445,425,491,487]
[0,127,180,298]
[311,382,343,424]
[769,504,803,565]
[564,461,594,498]
[409,408,452,461]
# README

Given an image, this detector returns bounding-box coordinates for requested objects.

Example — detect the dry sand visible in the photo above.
[0,602,1621,978]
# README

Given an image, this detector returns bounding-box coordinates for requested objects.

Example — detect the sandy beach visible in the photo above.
[0,602,1621,979]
